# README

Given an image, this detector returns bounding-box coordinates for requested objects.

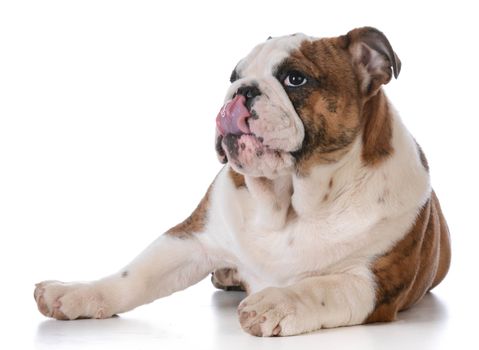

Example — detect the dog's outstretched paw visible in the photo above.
[34,280,110,320]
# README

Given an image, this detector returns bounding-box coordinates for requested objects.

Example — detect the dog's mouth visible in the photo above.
[215,94,295,176]
[220,132,292,174]
[221,132,266,158]
[215,96,282,163]
[217,130,277,160]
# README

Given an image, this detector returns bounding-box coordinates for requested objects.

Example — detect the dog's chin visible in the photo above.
[221,133,295,179]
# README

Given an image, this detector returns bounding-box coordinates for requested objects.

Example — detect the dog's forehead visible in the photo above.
[237,33,312,77]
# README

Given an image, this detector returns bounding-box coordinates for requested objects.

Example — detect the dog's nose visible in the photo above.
[235,85,261,108]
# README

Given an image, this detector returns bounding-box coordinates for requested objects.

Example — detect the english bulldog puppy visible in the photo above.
[34,27,451,337]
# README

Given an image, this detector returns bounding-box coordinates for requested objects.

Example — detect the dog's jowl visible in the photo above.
[34,27,451,337]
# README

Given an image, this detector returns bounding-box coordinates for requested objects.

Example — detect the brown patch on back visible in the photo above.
[229,167,246,188]
[365,191,451,323]
[361,90,394,166]
[166,186,211,238]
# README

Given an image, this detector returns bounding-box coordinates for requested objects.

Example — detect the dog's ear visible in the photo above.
[341,27,401,97]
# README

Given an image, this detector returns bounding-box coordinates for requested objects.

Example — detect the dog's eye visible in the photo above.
[284,71,307,87]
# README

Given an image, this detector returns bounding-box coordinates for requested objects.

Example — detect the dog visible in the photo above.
[34,27,451,337]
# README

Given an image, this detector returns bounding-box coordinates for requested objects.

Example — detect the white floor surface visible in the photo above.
[3,274,472,350]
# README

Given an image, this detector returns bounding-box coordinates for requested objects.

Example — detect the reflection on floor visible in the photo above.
[30,278,462,350]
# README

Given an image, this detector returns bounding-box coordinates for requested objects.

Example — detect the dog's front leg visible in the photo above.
[237,268,376,337]
[34,191,214,320]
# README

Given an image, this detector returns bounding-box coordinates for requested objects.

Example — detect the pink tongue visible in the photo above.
[216,95,251,136]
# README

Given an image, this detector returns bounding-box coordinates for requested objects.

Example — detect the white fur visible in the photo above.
[36,235,213,319]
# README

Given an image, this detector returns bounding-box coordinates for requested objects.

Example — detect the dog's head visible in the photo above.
[215,27,401,178]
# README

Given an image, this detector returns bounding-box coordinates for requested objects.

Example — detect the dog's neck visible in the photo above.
[290,91,394,218]
[290,136,364,217]
[241,90,398,222]
[240,140,363,224]
[244,174,294,230]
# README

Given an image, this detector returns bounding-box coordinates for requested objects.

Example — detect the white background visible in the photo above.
[0,1,478,349]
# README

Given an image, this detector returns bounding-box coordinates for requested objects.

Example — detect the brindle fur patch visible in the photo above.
[365,191,451,323]
[229,167,246,188]
[166,186,211,238]
[277,33,398,175]
[361,90,394,166]
[280,38,363,176]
